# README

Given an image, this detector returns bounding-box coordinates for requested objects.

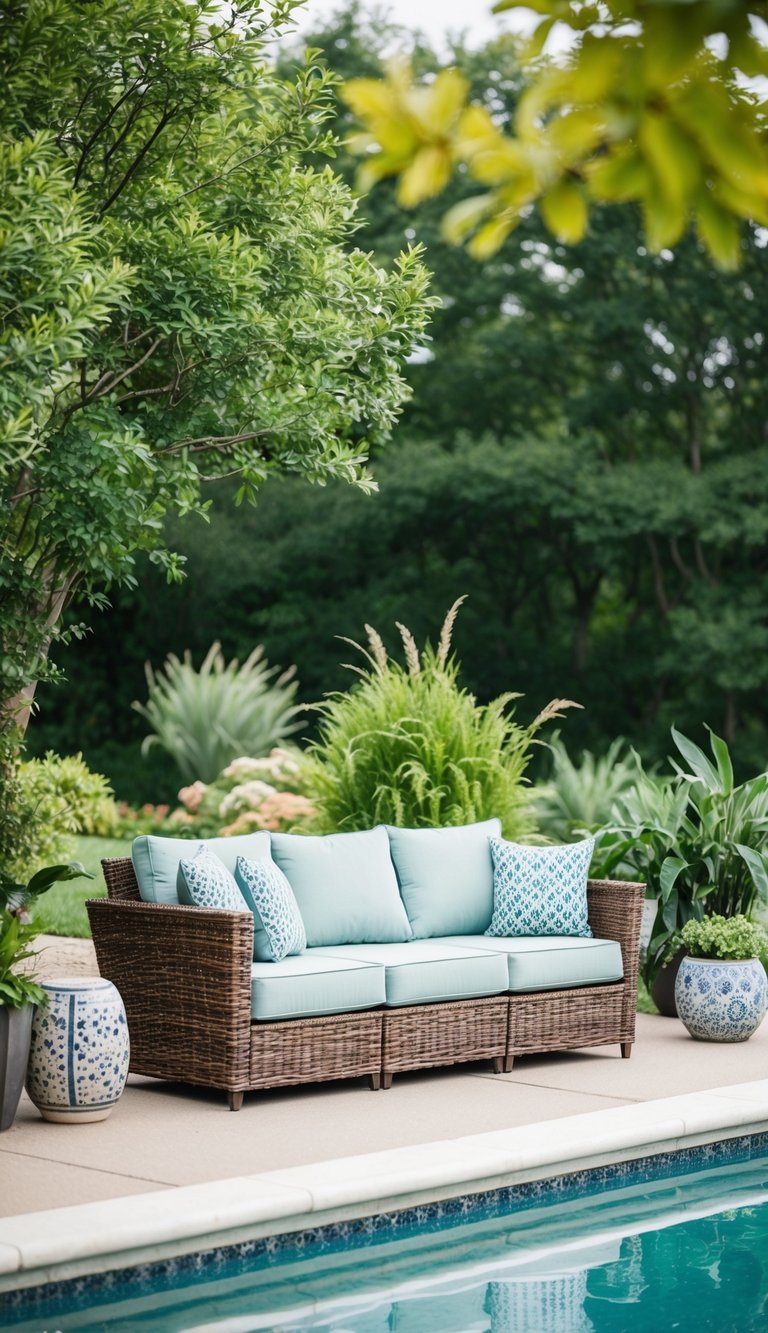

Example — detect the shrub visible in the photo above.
[306,600,578,835]
[133,642,304,784]
[532,735,649,842]
[594,726,768,986]
[675,914,767,963]
[10,753,118,877]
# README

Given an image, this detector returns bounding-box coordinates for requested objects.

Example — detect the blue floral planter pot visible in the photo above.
[26,977,130,1123]
[675,956,768,1042]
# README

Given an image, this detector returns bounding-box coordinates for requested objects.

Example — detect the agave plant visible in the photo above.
[593,726,768,987]
[134,642,304,784]
[532,735,649,842]
[306,598,579,835]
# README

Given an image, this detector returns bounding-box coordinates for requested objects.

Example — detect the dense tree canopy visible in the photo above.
[25,4,768,799]
[0,0,432,739]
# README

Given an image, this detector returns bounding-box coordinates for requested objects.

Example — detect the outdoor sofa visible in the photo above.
[87,821,644,1111]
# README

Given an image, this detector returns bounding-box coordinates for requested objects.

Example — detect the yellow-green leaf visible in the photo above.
[397,146,452,207]
[696,194,742,270]
[638,110,701,207]
[442,193,493,245]
[540,178,589,243]
[467,211,518,259]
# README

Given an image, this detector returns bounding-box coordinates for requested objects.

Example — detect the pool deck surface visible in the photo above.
[2,934,768,1291]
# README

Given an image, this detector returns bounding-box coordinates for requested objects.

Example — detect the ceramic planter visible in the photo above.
[675,956,768,1042]
[0,1004,34,1132]
[26,976,130,1123]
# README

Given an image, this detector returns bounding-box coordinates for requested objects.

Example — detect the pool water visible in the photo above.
[5,1140,768,1331]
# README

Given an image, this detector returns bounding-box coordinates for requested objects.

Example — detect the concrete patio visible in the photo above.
[3,934,767,1220]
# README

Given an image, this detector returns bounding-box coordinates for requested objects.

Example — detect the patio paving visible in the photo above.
[3,934,767,1218]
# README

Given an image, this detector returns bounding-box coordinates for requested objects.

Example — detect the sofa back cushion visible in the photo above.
[486,837,595,938]
[132,831,272,904]
[270,827,412,947]
[385,819,502,938]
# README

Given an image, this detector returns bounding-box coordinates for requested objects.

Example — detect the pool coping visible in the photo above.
[2,1077,768,1294]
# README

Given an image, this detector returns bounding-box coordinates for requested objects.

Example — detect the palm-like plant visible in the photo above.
[533,736,649,842]
[134,642,304,784]
[306,599,578,835]
[593,727,768,986]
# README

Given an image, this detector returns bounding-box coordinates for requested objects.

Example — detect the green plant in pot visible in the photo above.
[592,727,768,1011]
[0,863,94,1132]
[672,915,768,1042]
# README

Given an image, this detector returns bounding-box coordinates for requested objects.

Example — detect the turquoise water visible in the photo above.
[4,1147,768,1330]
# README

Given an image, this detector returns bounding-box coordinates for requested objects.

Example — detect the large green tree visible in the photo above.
[0,0,432,739]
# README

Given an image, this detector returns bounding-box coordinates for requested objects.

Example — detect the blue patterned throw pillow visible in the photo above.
[178,845,248,911]
[235,855,307,963]
[485,837,595,938]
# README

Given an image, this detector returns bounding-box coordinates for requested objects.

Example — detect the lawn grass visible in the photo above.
[30,834,131,938]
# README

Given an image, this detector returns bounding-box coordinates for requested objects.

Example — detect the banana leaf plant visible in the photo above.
[0,863,95,1008]
[591,727,768,988]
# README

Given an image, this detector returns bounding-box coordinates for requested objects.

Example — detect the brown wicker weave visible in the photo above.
[505,878,644,1070]
[382,997,508,1088]
[88,860,644,1108]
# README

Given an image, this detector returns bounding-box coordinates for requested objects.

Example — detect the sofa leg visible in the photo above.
[492,1057,504,1073]
[369,1073,381,1090]
[503,1054,515,1073]
[381,1072,394,1089]
[228,1090,244,1111]
[620,1042,632,1060]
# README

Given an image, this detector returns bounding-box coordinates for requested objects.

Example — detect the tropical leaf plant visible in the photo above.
[0,861,95,1008]
[593,726,768,987]
[532,735,650,842]
[306,598,579,834]
[134,642,304,785]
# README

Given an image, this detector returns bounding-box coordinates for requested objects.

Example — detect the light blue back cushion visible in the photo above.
[486,837,595,938]
[235,854,307,962]
[270,827,412,947]
[132,831,272,904]
[385,819,502,938]
[178,845,248,911]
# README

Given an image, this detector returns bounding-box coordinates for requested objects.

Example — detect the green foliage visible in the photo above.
[675,913,768,963]
[0,0,433,751]
[594,727,768,985]
[0,859,94,1006]
[25,10,768,796]
[533,736,649,841]
[345,1,768,265]
[307,599,577,833]
[134,643,304,784]
[30,834,128,939]
[8,753,118,878]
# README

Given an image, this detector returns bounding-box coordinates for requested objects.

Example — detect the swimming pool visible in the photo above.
[4,1133,768,1331]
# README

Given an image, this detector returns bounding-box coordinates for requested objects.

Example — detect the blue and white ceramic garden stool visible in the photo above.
[26,977,130,1123]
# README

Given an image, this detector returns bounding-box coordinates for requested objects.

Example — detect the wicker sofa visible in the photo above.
[87,826,643,1112]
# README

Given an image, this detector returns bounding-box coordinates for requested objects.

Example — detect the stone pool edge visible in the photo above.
[2,1078,768,1294]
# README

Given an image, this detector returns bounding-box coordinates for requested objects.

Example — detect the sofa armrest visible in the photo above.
[86,898,254,1092]
[587,877,644,1000]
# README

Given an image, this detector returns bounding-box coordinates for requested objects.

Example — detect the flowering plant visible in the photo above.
[0,862,95,1008]
[671,914,768,964]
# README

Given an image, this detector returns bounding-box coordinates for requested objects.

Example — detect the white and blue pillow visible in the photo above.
[235,854,306,963]
[485,837,595,938]
[178,845,247,911]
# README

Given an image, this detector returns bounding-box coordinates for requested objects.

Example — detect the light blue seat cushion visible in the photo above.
[439,935,624,992]
[486,837,595,938]
[314,941,508,1007]
[385,819,502,938]
[250,952,385,1022]
[270,828,412,947]
[132,831,271,905]
[235,855,306,963]
[178,845,248,911]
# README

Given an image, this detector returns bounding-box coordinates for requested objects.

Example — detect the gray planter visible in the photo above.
[0,1004,34,1132]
